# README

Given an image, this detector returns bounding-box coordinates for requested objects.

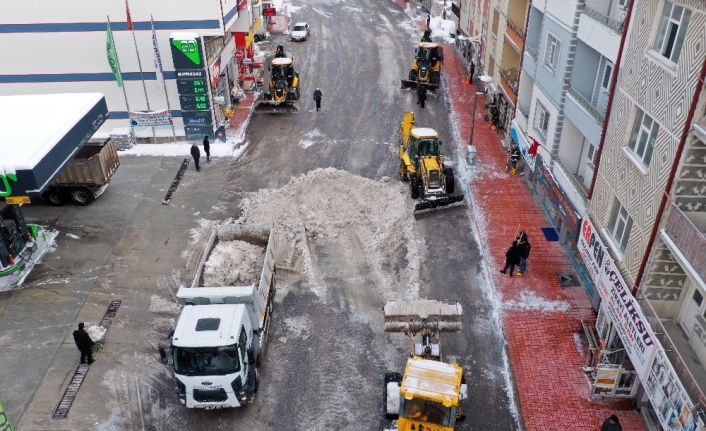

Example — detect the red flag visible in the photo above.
[528,137,541,156]
[125,0,133,30]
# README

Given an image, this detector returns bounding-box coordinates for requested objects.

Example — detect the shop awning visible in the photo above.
[0,93,108,198]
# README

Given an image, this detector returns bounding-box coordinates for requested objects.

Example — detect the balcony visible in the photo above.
[499,67,519,105]
[663,202,706,281]
[567,85,605,123]
[505,19,525,53]
[583,6,624,34]
[526,46,538,60]
[674,136,706,230]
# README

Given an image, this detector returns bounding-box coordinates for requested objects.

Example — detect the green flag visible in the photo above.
[106,21,123,87]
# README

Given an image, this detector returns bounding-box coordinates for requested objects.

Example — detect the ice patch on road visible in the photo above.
[87,325,106,342]
[149,295,180,315]
[282,315,311,342]
[298,128,324,149]
[503,290,570,312]
[65,233,80,239]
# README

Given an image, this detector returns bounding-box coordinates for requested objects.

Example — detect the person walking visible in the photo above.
[500,240,520,276]
[202,135,211,162]
[417,84,427,109]
[426,13,431,29]
[313,88,323,111]
[190,143,201,172]
[73,322,95,365]
[600,415,622,431]
[468,62,475,85]
[517,237,531,276]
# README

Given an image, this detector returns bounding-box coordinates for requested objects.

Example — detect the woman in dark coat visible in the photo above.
[500,241,520,276]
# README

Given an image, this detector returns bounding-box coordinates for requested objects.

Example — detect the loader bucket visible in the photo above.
[384,299,463,333]
[253,100,299,113]
[414,194,465,212]
[401,79,418,89]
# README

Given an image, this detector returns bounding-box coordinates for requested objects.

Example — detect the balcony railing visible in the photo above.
[583,6,624,34]
[640,294,706,408]
[567,85,605,123]
[499,67,520,102]
[505,19,525,52]
[526,47,538,60]
[663,202,706,282]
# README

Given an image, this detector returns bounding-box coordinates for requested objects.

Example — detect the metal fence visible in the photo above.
[567,85,605,123]
[583,7,624,34]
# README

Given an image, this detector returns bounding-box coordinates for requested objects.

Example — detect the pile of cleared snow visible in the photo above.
[503,290,570,312]
[429,16,456,42]
[203,240,266,286]
[236,168,422,299]
[87,325,107,342]
[120,142,242,158]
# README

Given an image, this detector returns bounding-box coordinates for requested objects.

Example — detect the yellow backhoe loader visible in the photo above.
[383,299,468,431]
[398,112,463,211]
[255,45,300,112]
[401,42,443,91]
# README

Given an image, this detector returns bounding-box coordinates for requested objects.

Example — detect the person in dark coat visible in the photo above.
[500,240,520,276]
[600,415,622,431]
[202,136,210,162]
[518,237,531,275]
[417,84,428,109]
[191,143,201,171]
[468,62,475,84]
[73,322,95,365]
[426,13,431,29]
[507,145,521,172]
[422,29,432,42]
[313,88,322,111]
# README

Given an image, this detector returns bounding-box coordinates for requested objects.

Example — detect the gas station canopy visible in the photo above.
[0,93,108,198]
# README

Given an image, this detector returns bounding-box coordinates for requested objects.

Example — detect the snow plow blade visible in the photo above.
[384,299,463,333]
[400,79,439,91]
[414,194,464,212]
[253,100,299,113]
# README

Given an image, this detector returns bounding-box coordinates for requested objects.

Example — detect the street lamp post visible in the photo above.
[467,74,493,165]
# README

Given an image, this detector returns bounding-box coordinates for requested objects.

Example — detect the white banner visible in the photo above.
[129,109,172,127]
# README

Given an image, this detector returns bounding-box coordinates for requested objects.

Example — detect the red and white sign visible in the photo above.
[262,7,276,16]
[209,57,221,88]
[268,15,288,33]
[235,51,244,61]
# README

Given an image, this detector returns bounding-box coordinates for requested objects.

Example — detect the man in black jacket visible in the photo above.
[73,322,95,365]
[417,84,427,109]
[500,240,520,276]
[313,88,322,111]
[191,143,201,171]
[202,135,211,162]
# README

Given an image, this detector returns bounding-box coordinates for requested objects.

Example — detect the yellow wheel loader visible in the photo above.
[255,48,300,112]
[401,42,443,91]
[383,299,468,431]
[398,112,464,211]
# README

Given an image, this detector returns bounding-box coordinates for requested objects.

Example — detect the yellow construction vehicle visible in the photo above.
[401,42,443,91]
[383,299,467,431]
[398,112,463,211]
[255,46,300,112]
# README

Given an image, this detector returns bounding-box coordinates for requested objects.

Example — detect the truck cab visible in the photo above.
[171,303,259,408]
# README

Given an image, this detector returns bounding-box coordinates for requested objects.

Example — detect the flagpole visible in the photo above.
[107,15,132,121]
[151,15,177,143]
[126,1,157,143]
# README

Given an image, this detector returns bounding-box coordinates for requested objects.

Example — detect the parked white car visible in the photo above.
[290,22,310,41]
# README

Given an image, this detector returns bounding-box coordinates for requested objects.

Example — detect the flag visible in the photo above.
[106,21,123,88]
[125,0,133,30]
[528,137,541,156]
[151,17,164,88]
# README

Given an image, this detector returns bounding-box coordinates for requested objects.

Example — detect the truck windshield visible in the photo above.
[173,345,240,376]
[402,398,453,427]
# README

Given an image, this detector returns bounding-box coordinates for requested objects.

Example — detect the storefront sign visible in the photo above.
[262,7,276,16]
[0,402,15,431]
[179,95,210,111]
[578,218,703,430]
[128,109,173,127]
[5,196,30,205]
[535,155,581,241]
[181,111,213,126]
[209,57,221,88]
[510,122,536,172]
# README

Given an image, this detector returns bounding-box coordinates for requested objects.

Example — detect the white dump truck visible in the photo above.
[160,224,277,408]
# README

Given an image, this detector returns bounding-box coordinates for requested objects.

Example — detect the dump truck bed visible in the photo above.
[52,139,120,187]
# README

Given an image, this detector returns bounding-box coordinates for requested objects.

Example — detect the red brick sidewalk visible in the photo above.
[226,91,257,142]
[442,45,644,430]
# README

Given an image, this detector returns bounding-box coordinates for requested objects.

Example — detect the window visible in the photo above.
[600,62,613,90]
[653,1,691,63]
[534,101,550,138]
[544,34,561,73]
[627,109,659,166]
[607,198,633,253]
[587,143,597,166]
[618,0,628,9]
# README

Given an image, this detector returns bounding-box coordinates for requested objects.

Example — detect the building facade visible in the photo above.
[0,0,254,140]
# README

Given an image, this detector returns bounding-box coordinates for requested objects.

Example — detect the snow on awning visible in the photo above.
[0,93,108,197]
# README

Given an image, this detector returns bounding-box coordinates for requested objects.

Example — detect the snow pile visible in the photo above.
[386,382,400,414]
[503,290,570,312]
[429,16,457,42]
[65,233,80,239]
[202,240,266,286]
[236,168,422,299]
[149,295,180,315]
[87,325,106,342]
[120,141,245,158]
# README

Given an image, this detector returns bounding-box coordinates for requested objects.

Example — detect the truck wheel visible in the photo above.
[410,176,420,199]
[70,188,94,206]
[444,168,455,194]
[43,189,66,206]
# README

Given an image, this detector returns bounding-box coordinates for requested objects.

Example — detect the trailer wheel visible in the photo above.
[43,189,66,206]
[444,168,455,194]
[70,188,94,206]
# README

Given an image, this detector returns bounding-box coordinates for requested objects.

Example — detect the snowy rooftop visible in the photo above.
[173,303,245,348]
[411,127,438,138]
[0,93,104,170]
[400,357,463,406]
[272,57,293,65]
